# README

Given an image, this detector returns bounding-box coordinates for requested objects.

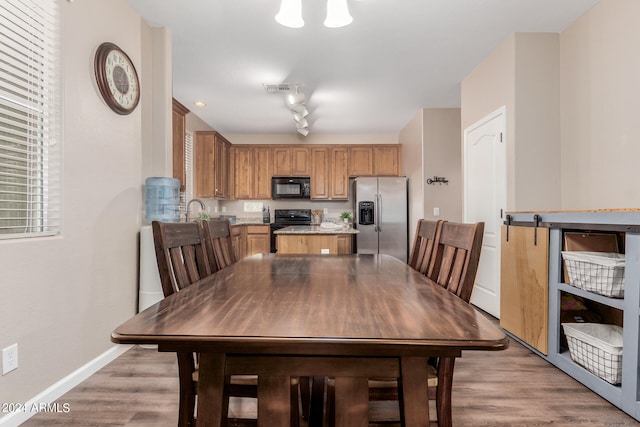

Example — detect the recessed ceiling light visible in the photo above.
[193,101,206,107]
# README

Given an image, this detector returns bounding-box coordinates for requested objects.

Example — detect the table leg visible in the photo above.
[334,377,368,427]
[197,353,226,427]
[257,375,291,426]
[398,356,430,427]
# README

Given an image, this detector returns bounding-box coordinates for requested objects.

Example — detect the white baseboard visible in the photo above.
[0,345,132,427]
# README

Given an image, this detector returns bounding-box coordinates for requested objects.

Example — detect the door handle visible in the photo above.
[377,194,382,232]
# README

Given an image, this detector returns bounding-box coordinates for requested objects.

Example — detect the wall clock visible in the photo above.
[94,42,140,115]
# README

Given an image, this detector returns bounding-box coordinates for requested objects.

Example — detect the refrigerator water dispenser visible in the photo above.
[358,201,375,225]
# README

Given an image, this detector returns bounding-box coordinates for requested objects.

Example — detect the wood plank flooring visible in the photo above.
[23,328,638,427]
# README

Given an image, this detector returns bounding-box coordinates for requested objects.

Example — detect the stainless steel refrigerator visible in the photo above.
[353,177,408,262]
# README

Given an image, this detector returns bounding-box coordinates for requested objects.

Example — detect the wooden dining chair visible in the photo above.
[366,221,485,427]
[151,220,212,427]
[202,218,237,270]
[408,219,444,275]
[152,220,303,427]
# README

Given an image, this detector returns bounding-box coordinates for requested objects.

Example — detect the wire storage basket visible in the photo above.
[561,251,625,298]
[562,323,623,385]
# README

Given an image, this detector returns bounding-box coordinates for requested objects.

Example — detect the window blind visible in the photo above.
[0,0,61,238]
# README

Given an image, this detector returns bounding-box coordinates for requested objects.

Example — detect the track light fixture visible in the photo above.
[276,0,353,28]
[287,84,310,136]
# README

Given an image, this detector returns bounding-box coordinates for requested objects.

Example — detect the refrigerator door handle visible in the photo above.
[377,194,382,232]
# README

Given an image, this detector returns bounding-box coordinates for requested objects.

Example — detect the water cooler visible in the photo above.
[139,177,180,312]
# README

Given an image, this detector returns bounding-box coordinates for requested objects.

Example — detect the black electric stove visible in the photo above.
[270,209,312,253]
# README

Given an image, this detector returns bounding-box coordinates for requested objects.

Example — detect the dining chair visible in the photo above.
[408,219,444,275]
[151,220,212,427]
[365,221,485,427]
[152,220,304,427]
[201,218,237,270]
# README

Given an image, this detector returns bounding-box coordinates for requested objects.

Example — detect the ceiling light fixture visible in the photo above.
[275,0,353,29]
[287,84,310,136]
[324,0,353,28]
[275,0,304,28]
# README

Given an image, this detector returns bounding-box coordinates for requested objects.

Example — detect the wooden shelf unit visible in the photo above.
[503,211,640,421]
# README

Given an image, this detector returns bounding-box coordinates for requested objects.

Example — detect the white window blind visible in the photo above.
[0,0,61,238]
[184,131,194,207]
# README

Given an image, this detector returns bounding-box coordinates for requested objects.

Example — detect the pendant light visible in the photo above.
[324,0,352,28]
[275,0,304,28]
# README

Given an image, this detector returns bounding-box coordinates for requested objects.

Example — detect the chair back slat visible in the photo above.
[408,220,443,276]
[429,221,484,302]
[152,221,212,297]
[203,219,237,270]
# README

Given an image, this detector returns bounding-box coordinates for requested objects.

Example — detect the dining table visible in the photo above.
[112,253,509,427]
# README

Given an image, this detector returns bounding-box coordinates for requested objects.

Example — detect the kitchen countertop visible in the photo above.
[274,225,359,235]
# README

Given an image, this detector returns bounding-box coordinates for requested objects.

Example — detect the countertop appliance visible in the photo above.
[271,177,311,200]
[270,209,312,253]
[353,177,408,262]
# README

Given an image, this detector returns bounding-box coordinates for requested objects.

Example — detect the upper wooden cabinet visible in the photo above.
[291,147,311,176]
[330,147,349,199]
[373,145,401,176]
[232,145,272,199]
[272,146,311,177]
[348,146,374,176]
[272,146,292,176]
[233,145,253,199]
[194,131,231,199]
[254,146,272,199]
[348,145,401,177]
[172,99,189,191]
[310,147,329,199]
[310,146,348,200]
[196,142,401,200]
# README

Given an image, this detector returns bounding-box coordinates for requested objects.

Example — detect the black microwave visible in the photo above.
[272,177,311,199]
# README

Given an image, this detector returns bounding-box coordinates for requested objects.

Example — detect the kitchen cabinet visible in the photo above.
[254,146,272,199]
[337,234,353,254]
[232,146,271,200]
[232,145,254,199]
[500,225,549,354]
[310,147,329,199]
[246,225,270,256]
[348,145,401,177]
[373,145,401,176]
[194,131,230,199]
[503,211,640,422]
[291,147,310,176]
[172,98,189,191]
[310,146,348,200]
[272,146,311,177]
[231,225,246,260]
[214,134,231,198]
[329,147,349,199]
[348,146,374,176]
[272,146,291,176]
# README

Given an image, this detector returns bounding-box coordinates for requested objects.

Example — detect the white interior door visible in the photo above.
[463,107,506,318]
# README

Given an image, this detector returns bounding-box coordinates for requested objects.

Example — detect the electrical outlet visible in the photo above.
[321,248,330,254]
[2,344,18,375]
[433,207,440,217]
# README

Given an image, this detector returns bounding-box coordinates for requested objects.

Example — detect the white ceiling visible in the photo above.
[127,0,599,135]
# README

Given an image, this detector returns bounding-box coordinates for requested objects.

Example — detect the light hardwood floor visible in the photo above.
[23,326,638,427]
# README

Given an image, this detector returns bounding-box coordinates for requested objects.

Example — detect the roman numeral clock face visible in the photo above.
[94,42,140,115]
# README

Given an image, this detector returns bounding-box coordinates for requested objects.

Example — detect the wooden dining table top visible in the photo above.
[112,254,508,356]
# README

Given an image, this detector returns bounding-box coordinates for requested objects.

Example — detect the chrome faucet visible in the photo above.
[185,198,206,222]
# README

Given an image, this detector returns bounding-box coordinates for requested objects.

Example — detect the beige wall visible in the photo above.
[560,0,640,209]
[0,0,147,408]
[399,110,424,243]
[423,109,462,222]
[461,33,561,212]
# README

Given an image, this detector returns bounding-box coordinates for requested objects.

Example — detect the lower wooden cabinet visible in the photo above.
[276,234,353,255]
[246,225,270,256]
[231,224,270,259]
[500,225,549,354]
